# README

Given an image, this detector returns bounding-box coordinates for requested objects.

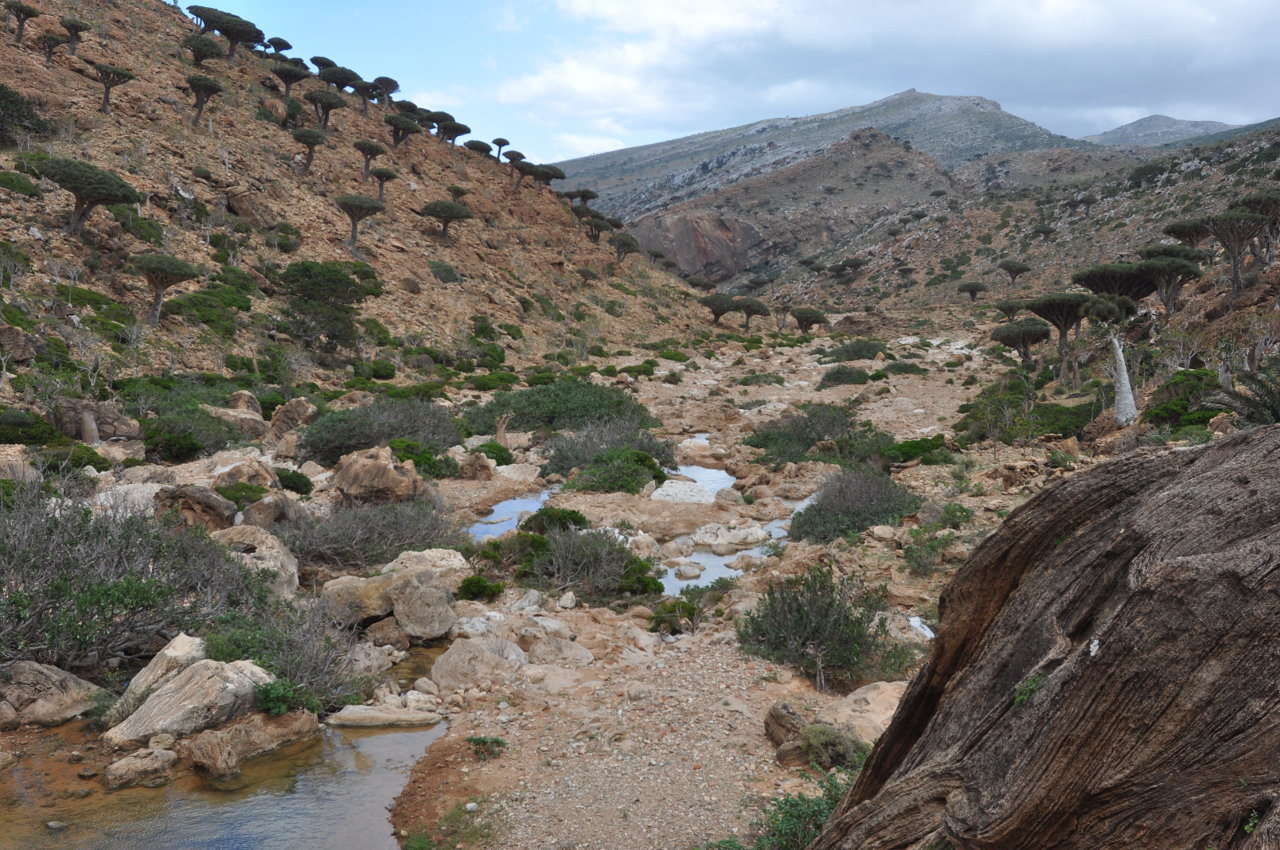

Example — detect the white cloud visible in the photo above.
[496,3,528,32]
[551,133,627,160]
[408,90,465,110]
[497,0,1280,157]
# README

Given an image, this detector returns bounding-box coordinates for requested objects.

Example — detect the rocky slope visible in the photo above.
[1083,114,1239,147]
[557,89,1095,222]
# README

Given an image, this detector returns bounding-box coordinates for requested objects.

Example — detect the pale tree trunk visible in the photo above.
[1111,334,1136,427]
[80,408,101,445]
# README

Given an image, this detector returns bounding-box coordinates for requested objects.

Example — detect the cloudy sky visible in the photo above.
[209,1,1280,163]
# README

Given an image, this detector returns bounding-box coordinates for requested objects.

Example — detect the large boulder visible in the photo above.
[814,681,907,747]
[104,747,179,789]
[180,710,320,779]
[52,399,140,442]
[200,404,270,439]
[153,485,237,531]
[0,324,36,362]
[106,633,205,727]
[321,552,463,622]
[211,526,299,598]
[331,446,426,505]
[324,704,442,728]
[811,427,1280,850]
[210,458,279,490]
[430,637,527,692]
[266,397,318,442]
[102,659,273,749]
[0,662,107,730]
[240,492,309,528]
[388,574,456,640]
[526,636,595,668]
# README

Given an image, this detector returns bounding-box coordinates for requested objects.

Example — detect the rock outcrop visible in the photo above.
[331,446,427,504]
[0,662,106,729]
[180,711,320,779]
[811,426,1280,850]
[211,526,299,598]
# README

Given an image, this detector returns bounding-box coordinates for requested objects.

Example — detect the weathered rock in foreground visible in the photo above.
[812,427,1280,850]
[0,662,107,729]
[180,710,320,779]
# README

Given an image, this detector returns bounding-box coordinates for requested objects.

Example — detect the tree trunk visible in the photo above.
[100,86,112,114]
[147,289,167,327]
[80,408,100,446]
[1110,334,1136,427]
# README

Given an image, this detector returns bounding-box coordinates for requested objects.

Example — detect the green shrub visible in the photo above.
[255,679,321,716]
[142,407,237,462]
[565,447,667,494]
[274,467,313,495]
[745,404,893,469]
[300,398,459,465]
[388,437,460,479]
[903,526,956,576]
[428,260,460,283]
[1140,368,1219,428]
[882,434,946,464]
[471,440,513,466]
[883,361,928,376]
[277,495,462,568]
[801,724,870,770]
[821,338,890,362]
[518,527,660,603]
[467,371,520,391]
[0,482,270,669]
[462,379,657,433]
[939,501,974,528]
[737,373,785,387]
[0,171,38,197]
[699,768,854,850]
[737,565,908,692]
[355,359,396,380]
[0,408,63,446]
[519,506,589,535]
[457,574,505,601]
[790,469,920,543]
[657,349,689,362]
[818,365,871,388]
[466,735,507,760]
[542,416,674,478]
[107,204,163,246]
[36,443,109,472]
[214,482,269,510]
[648,597,700,635]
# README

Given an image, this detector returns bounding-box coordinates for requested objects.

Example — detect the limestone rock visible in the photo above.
[52,399,140,441]
[200,404,270,439]
[0,458,41,483]
[331,446,426,504]
[211,526,299,598]
[431,637,527,692]
[324,705,442,727]
[104,748,179,789]
[811,426,1280,850]
[107,633,205,727]
[240,492,308,528]
[180,710,320,779]
[102,659,273,749]
[154,485,237,531]
[388,574,457,640]
[345,642,403,678]
[650,479,716,504]
[322,557,454,623]
[527,636,595,668]
[210,458,278,490]
[384,548,470,576]
[814,681,907,747]
[775,740,809,767]
[266,397,318,441]
[225,185,277,229]
[364,616,411,650]
[0,325,36,362]
[227,390,261,415]
[0,662,107,730]
[764,701,806,747]
[690,522,769,554]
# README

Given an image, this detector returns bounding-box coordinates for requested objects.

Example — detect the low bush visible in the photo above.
[214,482,269,509]
[0,171,38,197]
[354,359,396,380]
[565,447,667,494]
[700,768,854,850]
[1140,368,1219,428]
[470,440,513,466]
[821,338,890,362]
[466,371,520,391]
[457,574,505,601]
[790,469,920,543]
[524,528,662,603]
[736,373,785,387]
[745,404,894,469]
[542,416,675,478]
[388,437,460,479]
[277,495,461,568]
[737,565,909,692]
[0,482,270,669]
[36,443,110,472]
[518,506,589,535]
[903,526,957,576]
[141,407,237,462]
[300,398,459,465]
[881,434,947,464]
[0,408,63,445]
[466,735,508,760]
[818,365,871,388]
[801,724,870,770]
[461,379,657,433]
[274,467,313,495]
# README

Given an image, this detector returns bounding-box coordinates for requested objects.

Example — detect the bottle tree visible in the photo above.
[292,128,326,175]
[334,194,384,251]
[1083,295,1140,427]
[186,74,223,127]
[353,139,386,181]
[132,253,201,326]
[92,63,134,115]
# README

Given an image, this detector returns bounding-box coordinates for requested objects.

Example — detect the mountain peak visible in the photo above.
[1084,115,1240,147]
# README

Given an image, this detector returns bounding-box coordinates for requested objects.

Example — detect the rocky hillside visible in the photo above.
[557,89,1096,222]
[1083,114,1239,147]
[0,0,700,394]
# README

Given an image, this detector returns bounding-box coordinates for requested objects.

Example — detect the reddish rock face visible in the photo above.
[811,425,1280,850]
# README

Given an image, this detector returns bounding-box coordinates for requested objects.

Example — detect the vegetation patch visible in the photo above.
[462,379,657,433]
[300,398,459,465]
[790,469,921,543]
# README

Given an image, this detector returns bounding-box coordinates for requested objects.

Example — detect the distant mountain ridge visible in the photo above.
[1084,115,1239,147]
[557,89,1096,221]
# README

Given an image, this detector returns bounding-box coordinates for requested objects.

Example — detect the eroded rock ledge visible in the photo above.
[813,425,1280,850]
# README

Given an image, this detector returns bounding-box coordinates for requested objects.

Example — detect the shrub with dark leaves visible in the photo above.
[790,469,920,543]
[277,494,461,568]
[300,398,459,465]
